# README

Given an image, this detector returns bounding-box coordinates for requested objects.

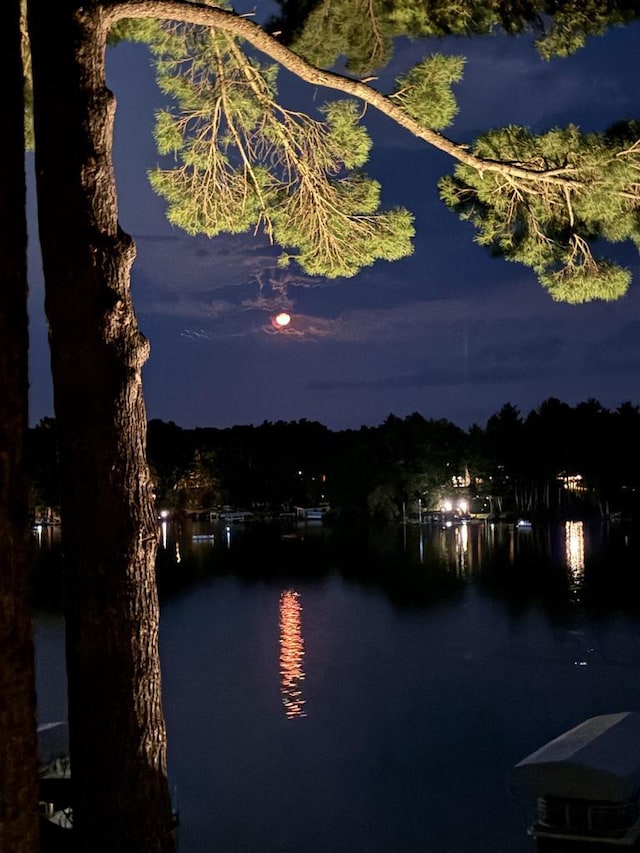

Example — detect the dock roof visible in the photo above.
[511,712,640,801]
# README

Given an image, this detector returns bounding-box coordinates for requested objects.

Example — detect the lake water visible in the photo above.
[33,519,640,852]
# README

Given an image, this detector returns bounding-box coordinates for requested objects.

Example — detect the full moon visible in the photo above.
[274,312,291,328]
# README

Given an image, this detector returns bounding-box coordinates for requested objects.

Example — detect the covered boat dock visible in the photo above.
[511,712,640,850]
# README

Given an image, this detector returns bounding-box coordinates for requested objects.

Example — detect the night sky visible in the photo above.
[27,8,640,431]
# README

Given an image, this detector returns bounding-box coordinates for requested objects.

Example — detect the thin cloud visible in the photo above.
[261,314,342,340]
[306,334,566,391]
[583,321,640,372]
[132,231,280,296]
[142,297,240,319]
[180,328,212,342]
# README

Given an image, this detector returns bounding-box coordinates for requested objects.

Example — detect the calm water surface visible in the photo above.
[34,520,640,852]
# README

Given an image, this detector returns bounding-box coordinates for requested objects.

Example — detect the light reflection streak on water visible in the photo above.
[565,520,585,582]
[435,523,471,576]
[161,520,168,550]
[456,523,469,574]
[279,590,307,719]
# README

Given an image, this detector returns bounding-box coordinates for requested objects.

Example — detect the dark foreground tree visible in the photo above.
[28,1,175,850]
[18,1,640,851]
[0,2,39,852]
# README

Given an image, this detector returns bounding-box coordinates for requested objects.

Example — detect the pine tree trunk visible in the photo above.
[28,1,175,850]
[0,3,40,852]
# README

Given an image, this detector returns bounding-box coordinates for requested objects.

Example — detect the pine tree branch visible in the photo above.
[103,0,581,188]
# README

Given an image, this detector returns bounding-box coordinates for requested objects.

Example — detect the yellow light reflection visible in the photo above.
[279,590,307,719]
[455,522,469,575]
[565,520,585,592]
[458,522,469,554]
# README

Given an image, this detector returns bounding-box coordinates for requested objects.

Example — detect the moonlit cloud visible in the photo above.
[132,232,280,296]
[132,232,334,325]
[140,262,640,365]
[262,314,341,340]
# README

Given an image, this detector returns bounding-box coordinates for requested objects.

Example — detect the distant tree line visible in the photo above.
[27,398,640,524]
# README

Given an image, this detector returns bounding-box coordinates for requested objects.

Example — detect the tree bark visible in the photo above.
[0,3,40,853]
[28,1,175,850]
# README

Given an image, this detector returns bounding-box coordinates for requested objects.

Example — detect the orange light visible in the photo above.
[274,312,291,328]
[279,590,306,719]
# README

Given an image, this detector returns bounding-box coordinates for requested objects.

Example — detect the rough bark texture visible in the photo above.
[0,3,40,853]
[28,1,175,850]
